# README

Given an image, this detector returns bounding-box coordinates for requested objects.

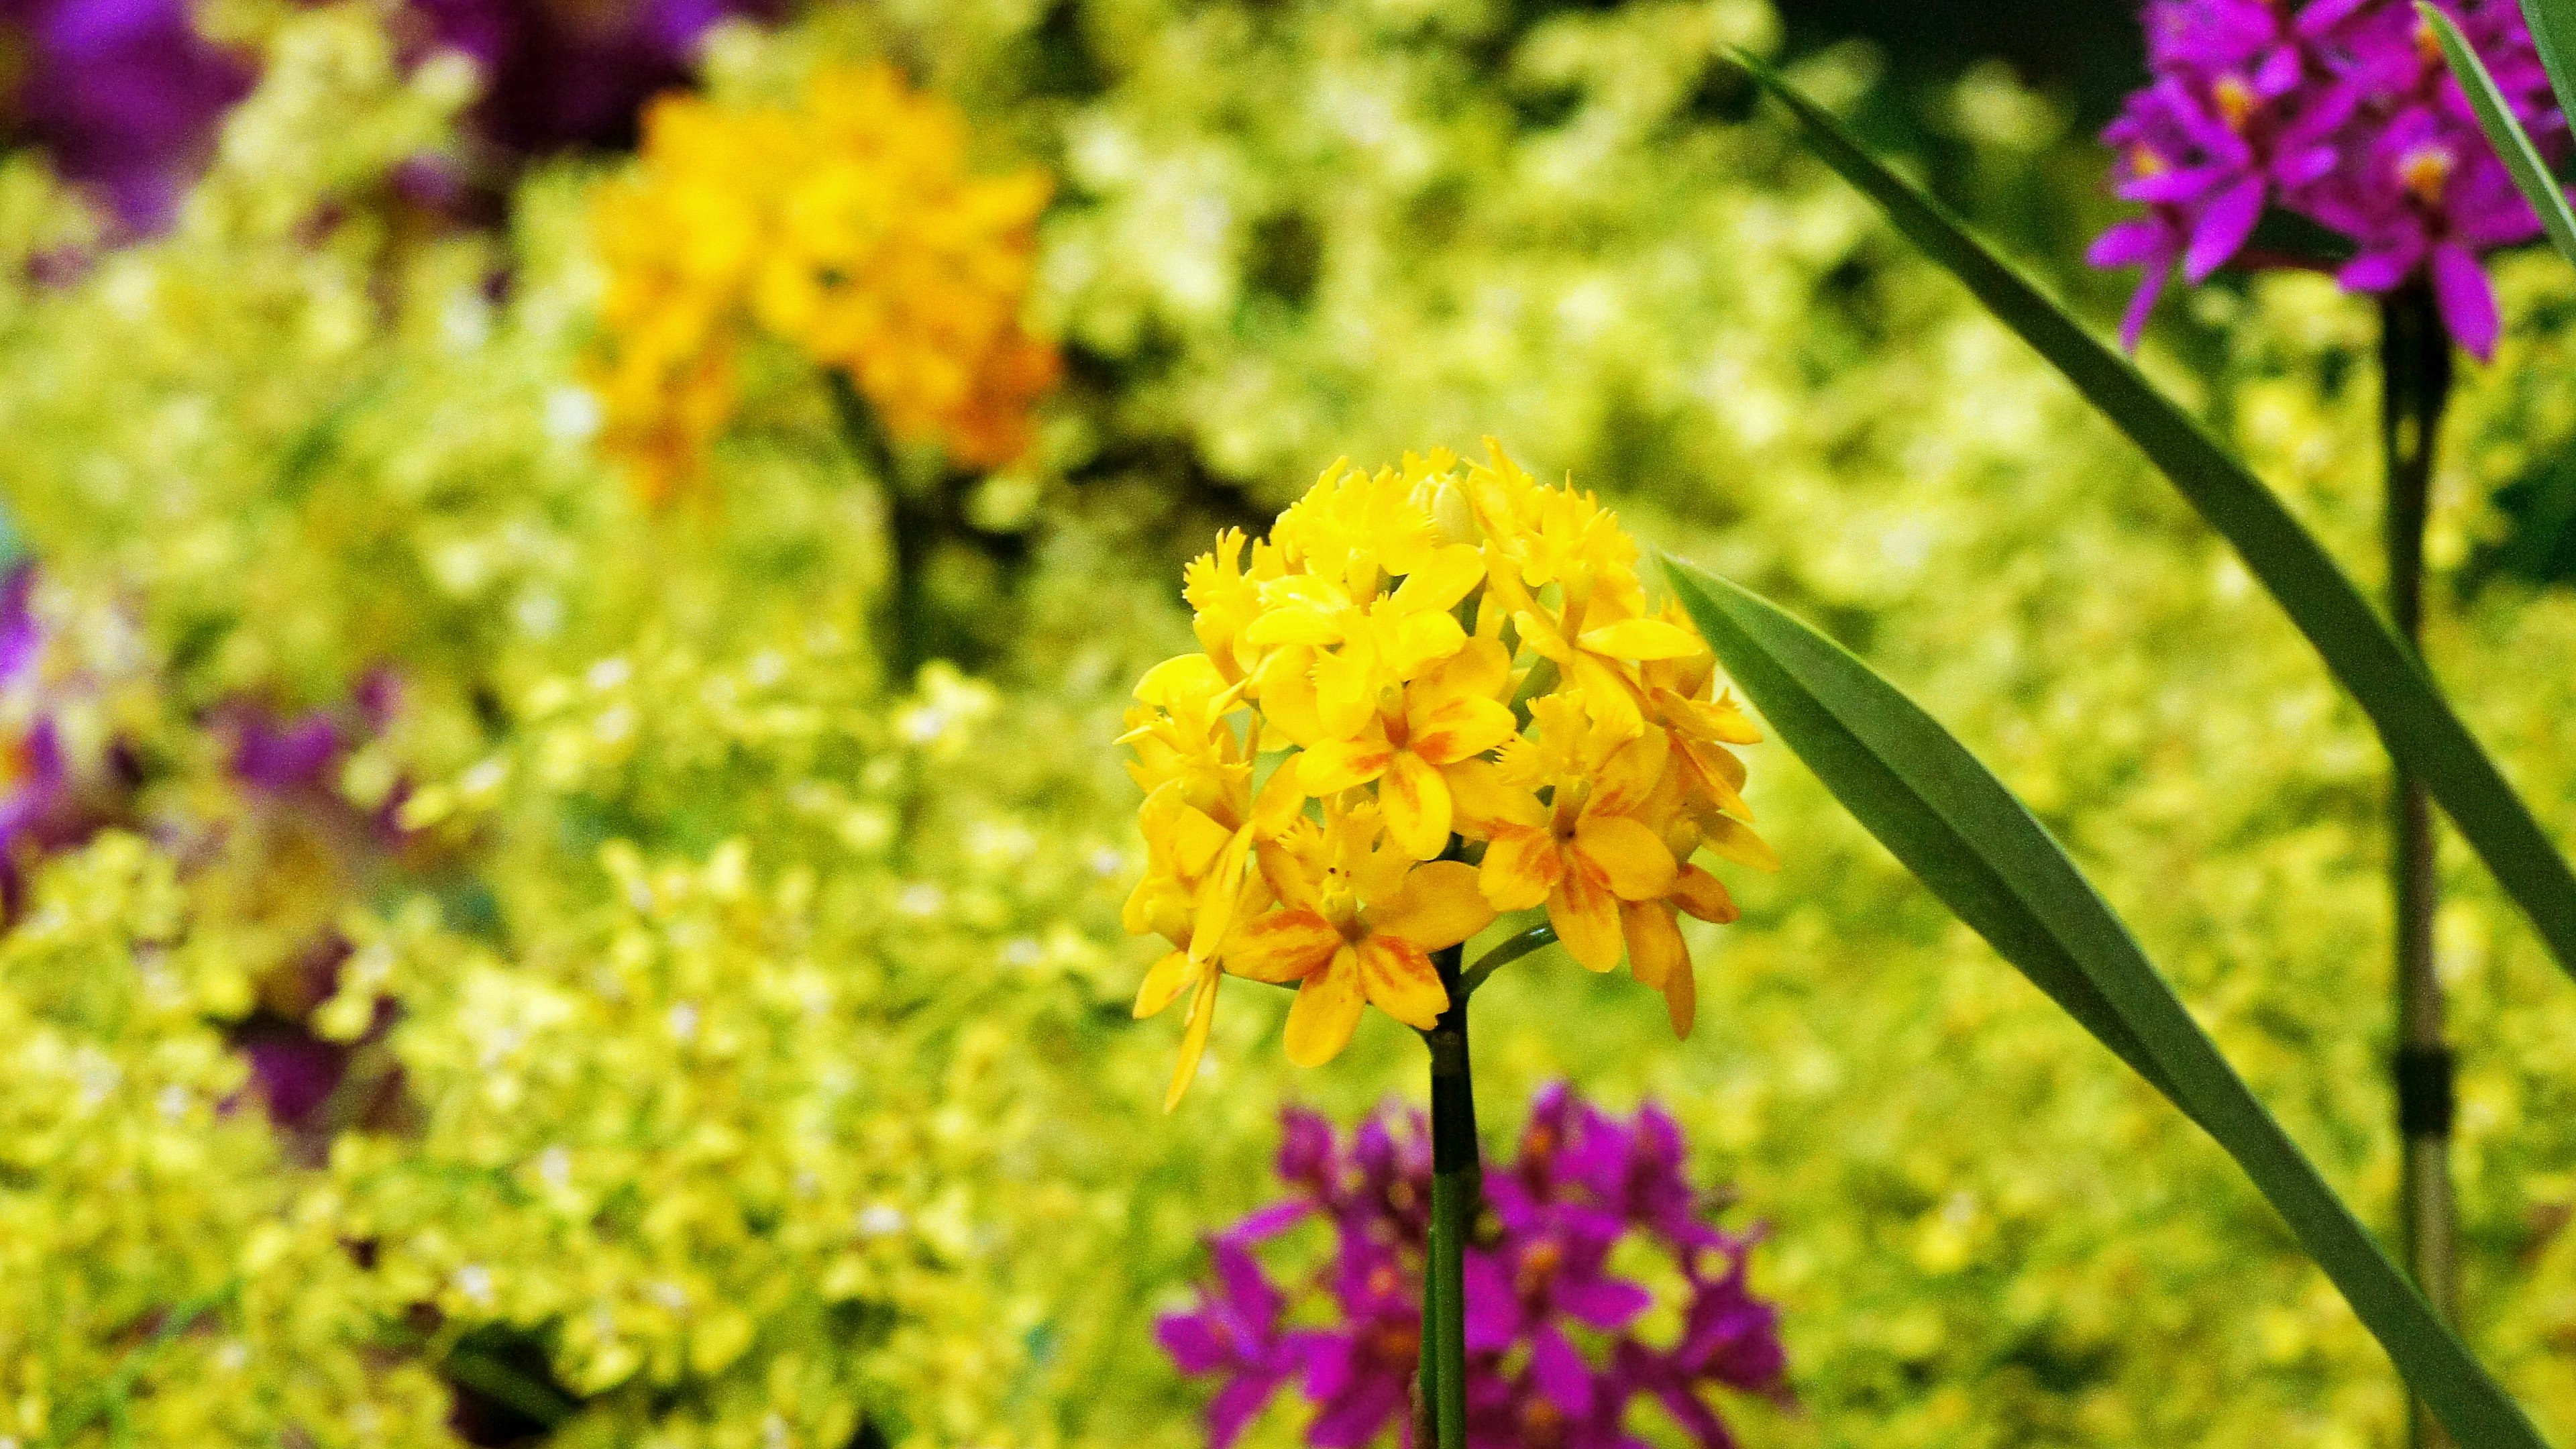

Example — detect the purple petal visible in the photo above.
[2339,241,2423,294]
[1207,1371,1288,1449]
[1530,1325,1595,1415]
[2184,175,2267,280]
[2430,242,2500,362]
[1225,1199,1313,1244]
[1555,1272,1655,1330]
[2118,262,2174,351]
[1157,1311,1233,1375]
[1307,1377,1408,1449]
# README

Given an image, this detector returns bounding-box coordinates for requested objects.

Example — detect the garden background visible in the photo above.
[4,0,2576,1446]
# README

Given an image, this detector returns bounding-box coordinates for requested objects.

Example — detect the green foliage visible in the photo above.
[1664,557,2541,1446]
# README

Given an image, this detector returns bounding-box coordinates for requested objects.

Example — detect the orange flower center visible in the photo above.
[2212,74,2257,131]
[2400,144,2456,206]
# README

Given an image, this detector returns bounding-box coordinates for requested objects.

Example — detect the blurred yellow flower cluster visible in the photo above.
[1123,442,1776,1105]
[590,64,1059,505]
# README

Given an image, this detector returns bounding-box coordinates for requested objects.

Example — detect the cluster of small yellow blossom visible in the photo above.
[1122,442,1776,1105]
[590,64,1059,506]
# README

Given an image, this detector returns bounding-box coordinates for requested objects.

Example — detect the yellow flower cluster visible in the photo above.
[590,64,1059,506]
[1123,443,1775,1106]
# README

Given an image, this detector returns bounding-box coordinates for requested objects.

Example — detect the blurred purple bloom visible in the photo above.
[236,1022,350,1128]
[0,0,253,233]
[1157,1238,1316,1449]
[1163,1086,1790,1449]
[227,704,344,794]
[408,0,767,158]
[2,0,772,241]
[2092,0,2568,357]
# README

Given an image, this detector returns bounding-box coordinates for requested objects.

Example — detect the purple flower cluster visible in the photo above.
[2091,0,2569,357]
[1160,1087,1789,1449]
[2,0,768,239]
[0,0,253,235]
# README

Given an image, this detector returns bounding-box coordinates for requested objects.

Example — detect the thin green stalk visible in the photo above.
[826,373,935,686]
[1458,924,1557,1000]
[1423,938,1476,1449]
[2382,284,2459,1449]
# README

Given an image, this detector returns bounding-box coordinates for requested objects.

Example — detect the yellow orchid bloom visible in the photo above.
[1481,696,1680,972]
[1122,441,1774,1097]
[1295,638,1517,859]
[1240,547,1485,739]
[1183,529,1288,682]
[1228,804,1496,1067]
[1271,458,1447,595]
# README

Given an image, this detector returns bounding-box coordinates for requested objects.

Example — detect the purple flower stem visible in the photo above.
[2379,281,2459,1449]
[1423,930,1476,1449]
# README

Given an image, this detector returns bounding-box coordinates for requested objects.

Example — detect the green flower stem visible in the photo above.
[1458,924,1557,1000]
[826,372,935,687]
[2381,283,2459,1449]
[1423,937,1477,1449]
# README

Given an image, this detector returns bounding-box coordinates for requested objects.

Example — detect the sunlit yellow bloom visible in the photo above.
[1295,638,1516,859]
[1482,696,1679,971]
[1234,803,1494,1066]
[1121,441,1773,1099]
[591,64,1058,505]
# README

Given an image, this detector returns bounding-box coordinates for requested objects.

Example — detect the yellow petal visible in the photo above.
[1671,864,1741,923]
[1589,728,1670,817]
[1370,859,1497,951]
[1389,544,1487,614]
[1621,900,1695,1038]
[1253,841,1313,917]
[1187,829,1254,962]
[1357,934,1449,1030]
[1254,646,1326,748]
[1676,737,1754,822]
[1621,899,1686,991]
[1283,948,1366,1067]
[1163,969,1222,1112]
[1251,759,1310,837]
[1379,752,1454,861]
[1699,816,1776,873]
[1447,757,1546,834]
[1566,652,1645,740]
[1383,610,1468,679]
[1309,649,1382,741]
[1242,603,1347,649]
[1135,653,1228,708]
[1574,812,1678,902]
[1511,603,1574,665]
[1478,825,1563,912]
[1576,617,1702,661]
[1548,861,1625,972]
[1658,688,1762,746]
[1424,635,1512,703]
[1406,694,1515,767]
[1134,950,1196,1019]
[1298,735,1395,796]
[1224,908,1341,984]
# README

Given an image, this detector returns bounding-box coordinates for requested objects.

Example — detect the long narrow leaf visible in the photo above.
[2428,3,2576,268]
[2521,0,2576,136]
[1731,50,2576,985]
[1662,557,2548,1449]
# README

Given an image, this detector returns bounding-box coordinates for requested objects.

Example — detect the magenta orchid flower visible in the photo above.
[1161,1087,1791,1449]
[2093,0,2569,358]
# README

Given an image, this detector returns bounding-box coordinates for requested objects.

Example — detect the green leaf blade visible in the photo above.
[1661,556,2550,1449]
[1729,49,2576,988]
[2428,3,2576,269]
[2521,0,2576,140]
